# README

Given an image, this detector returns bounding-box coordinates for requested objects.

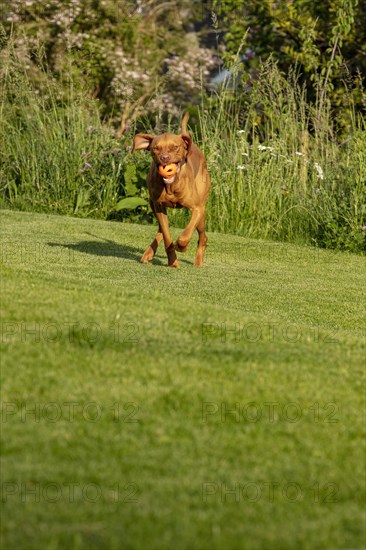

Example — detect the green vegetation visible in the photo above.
[1,1,365,253]
[195,61,366,253]
[1,4,365,548]
[1,210,365,549]
[214,0,366,120]
[1,46,365,252]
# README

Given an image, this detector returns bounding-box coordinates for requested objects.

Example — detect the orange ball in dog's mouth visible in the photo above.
[158,163,178,179]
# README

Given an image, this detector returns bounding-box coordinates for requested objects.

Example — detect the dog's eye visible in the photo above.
[169,145,179,152]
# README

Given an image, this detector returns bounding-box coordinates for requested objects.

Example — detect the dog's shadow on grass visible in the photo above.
[48,233,191,266]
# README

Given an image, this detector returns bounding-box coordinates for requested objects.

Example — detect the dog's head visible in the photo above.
[132,115,192,185]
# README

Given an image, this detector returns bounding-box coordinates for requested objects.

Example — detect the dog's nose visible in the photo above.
[160,154,170,164]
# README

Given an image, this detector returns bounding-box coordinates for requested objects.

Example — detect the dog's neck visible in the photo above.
[165,179,178,195]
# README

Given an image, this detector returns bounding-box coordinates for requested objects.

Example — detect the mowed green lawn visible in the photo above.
[0,209,365,550]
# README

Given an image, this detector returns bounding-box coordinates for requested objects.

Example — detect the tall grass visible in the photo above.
[0,43,134,219]
[194,61,366,252]
[1,40,365,252]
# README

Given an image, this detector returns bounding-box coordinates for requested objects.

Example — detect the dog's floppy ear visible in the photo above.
[132,134,154,153]
[181,134,192,154]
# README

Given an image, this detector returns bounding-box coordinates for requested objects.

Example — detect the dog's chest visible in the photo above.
[156,187,185,208]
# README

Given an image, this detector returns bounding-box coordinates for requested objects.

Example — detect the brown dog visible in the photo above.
[132,113,210,267]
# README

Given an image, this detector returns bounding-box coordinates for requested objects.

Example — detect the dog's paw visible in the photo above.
[175,240,189,253]
[141,247,154,263]
[168,259,179,268]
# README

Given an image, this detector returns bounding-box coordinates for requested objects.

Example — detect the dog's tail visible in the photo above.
[181,112,189,135]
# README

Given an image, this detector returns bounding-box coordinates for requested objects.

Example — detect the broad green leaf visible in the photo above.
[124,163,139,196]
[115,197,148,210]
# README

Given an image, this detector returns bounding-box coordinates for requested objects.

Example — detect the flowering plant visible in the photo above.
[2,0,219,132]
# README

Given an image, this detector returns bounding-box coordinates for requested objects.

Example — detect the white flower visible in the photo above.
[258,145,274,151]
[314,163,324,180]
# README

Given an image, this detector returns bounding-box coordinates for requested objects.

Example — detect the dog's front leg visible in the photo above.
[141,229,163,264]
[141,201,164,264]
[155,206,179,268]
[175,207,204,253]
